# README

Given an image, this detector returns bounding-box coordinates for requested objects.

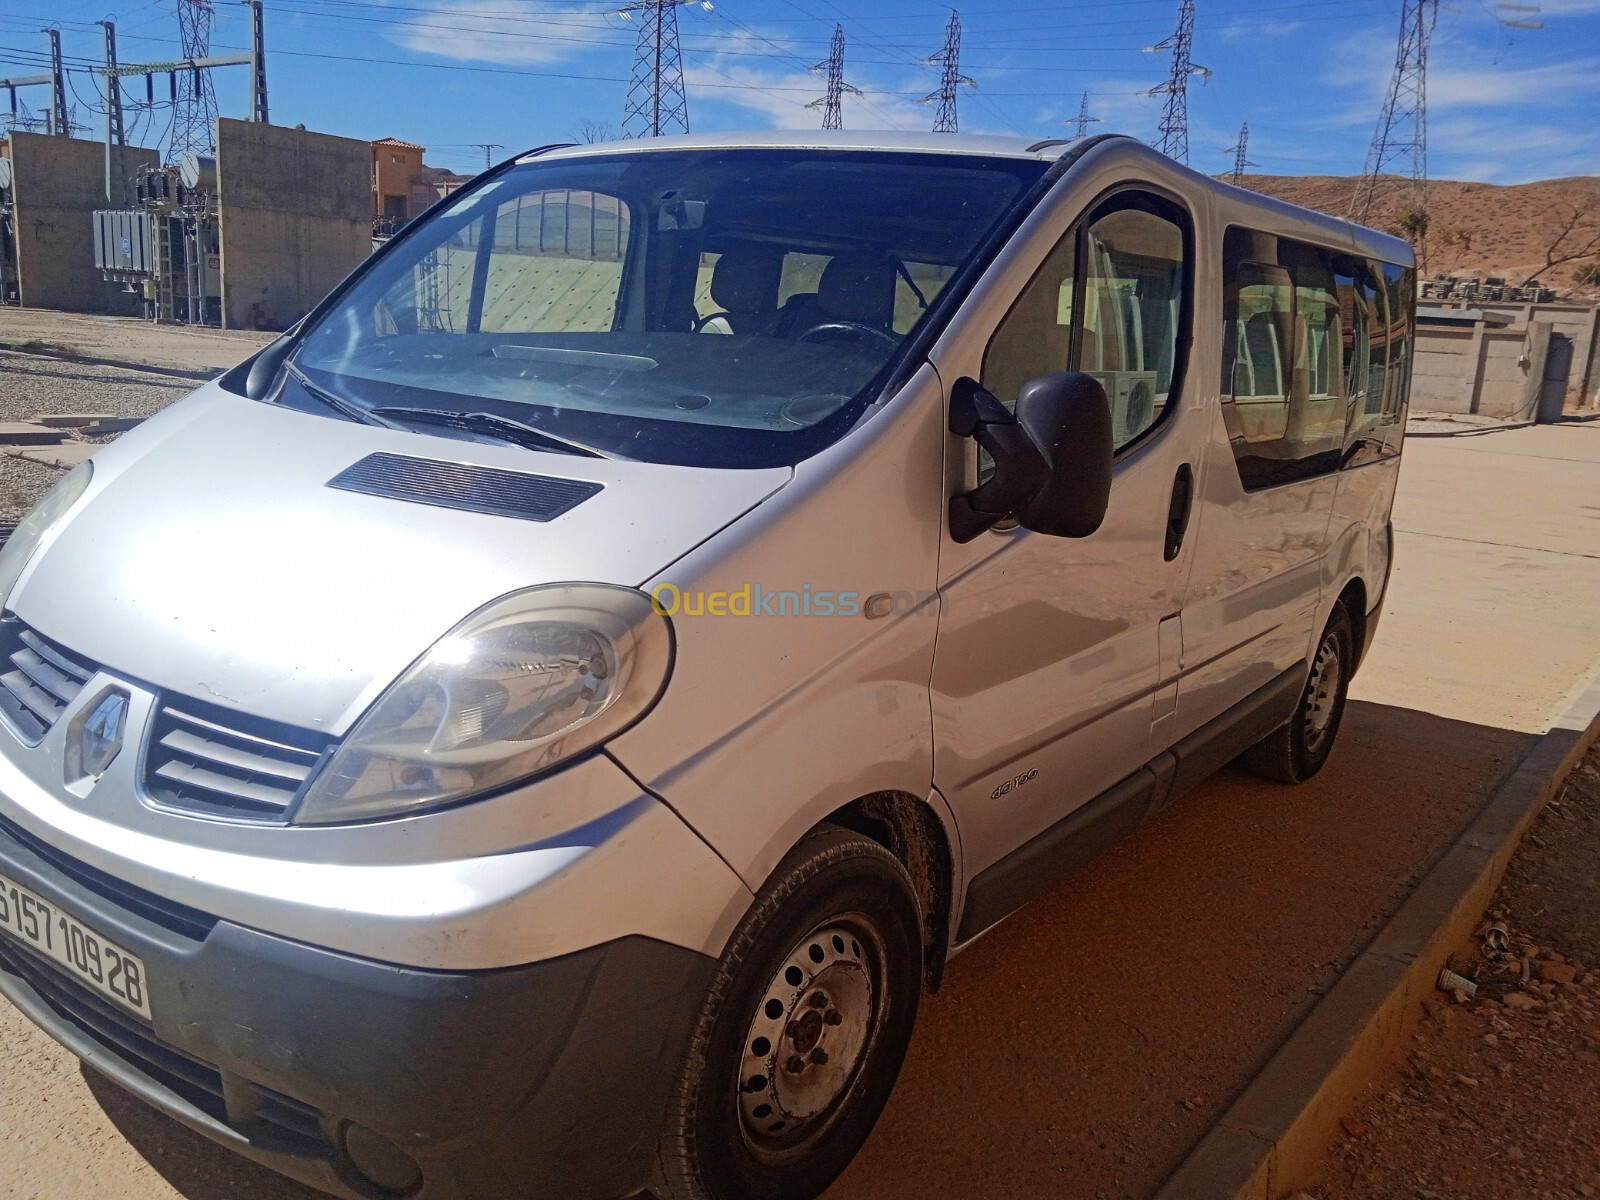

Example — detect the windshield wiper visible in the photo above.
[283,364,400,430]
[369,406,608,459]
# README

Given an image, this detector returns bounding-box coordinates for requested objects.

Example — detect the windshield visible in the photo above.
[291,148,1047,467]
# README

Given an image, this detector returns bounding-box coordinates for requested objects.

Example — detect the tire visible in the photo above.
[653,826,924,1200]
[1243,603,1355,784]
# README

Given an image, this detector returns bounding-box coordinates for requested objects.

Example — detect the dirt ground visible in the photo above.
[0,310,272,374]
[1304,743,1600,1200]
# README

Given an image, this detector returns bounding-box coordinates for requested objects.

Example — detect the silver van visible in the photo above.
[0,132,1412,1200]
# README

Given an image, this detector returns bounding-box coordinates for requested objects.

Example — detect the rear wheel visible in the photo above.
[653,827,923,1200]
[1244,603,1354,783]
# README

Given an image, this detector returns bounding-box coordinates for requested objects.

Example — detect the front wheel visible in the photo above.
[653,827,923,1200]
[1243,603,1355,783]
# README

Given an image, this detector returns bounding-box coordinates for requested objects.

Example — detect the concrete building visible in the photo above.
[217,118,370,331]
[371,137,433,227]
[2,133,160,313]
[1414,299,1600,421]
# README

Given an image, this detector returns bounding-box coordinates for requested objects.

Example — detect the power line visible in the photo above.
[923,9,975,134]
[807,23,858,130]
[472,142,503,170]
[1350,0,1437,224]
[1148,0,1209,163]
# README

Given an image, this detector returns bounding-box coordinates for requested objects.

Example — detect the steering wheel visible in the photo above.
[796,321,899,352]
[694,311,736,333]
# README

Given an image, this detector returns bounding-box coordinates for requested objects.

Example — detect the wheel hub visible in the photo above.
[1304,635,1342,750]
[738,921,877,1147]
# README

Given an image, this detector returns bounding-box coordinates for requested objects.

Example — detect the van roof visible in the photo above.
[529,130,1085,163]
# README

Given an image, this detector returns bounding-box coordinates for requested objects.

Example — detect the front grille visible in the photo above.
[0,939,323,1145]
[0,810,218,942]
[144,700,332,822]
[0,617,98,744]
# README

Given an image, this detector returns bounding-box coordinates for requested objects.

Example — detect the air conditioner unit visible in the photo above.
[1088,370,1161,445]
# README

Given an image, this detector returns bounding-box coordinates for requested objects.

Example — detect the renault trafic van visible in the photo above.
[0,132,1413,1200]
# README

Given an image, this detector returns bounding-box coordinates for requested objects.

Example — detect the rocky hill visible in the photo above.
[1237,173,1600,297]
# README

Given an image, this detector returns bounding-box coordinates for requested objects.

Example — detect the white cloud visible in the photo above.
[386,2,624,66]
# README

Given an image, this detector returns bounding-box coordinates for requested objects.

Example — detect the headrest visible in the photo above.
[710,247,783,314]
[817,254,897,328]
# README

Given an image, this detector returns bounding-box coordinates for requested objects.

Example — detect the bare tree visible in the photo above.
[574,119,616,144]
[1518,202,1600,287]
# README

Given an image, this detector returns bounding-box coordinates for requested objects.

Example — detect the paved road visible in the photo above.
[1,422,1597,1200]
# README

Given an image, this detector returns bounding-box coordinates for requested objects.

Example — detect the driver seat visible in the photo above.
[779,253,898,338]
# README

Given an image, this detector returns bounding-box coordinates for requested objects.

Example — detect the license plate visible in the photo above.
[0,870,151,1020]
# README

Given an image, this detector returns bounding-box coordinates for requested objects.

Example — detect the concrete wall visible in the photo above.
[1424,299,1600,409]
[7,132,159,313]
[1413,319,1550,420]
[217,118,370,331]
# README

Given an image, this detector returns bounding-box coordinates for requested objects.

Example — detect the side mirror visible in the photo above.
[243,331,297,400]
[1014,371,1113,539]
[947,372,1112,544]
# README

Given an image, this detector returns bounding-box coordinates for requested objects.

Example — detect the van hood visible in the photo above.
[12,386,789,734]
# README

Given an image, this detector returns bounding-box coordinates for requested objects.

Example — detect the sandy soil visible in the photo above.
[0,310,271,374]
[1304,743,1600,1200]
[1243,173,1600,296]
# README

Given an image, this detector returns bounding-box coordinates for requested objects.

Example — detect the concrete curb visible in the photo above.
[0,341,222,383]
[1152,692,1600,1200]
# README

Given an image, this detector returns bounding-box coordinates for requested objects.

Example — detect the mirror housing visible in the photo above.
[947,372,1113,544]
[1014,371,1113,538]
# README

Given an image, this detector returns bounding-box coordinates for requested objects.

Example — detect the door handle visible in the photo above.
[1164,464,1194,562]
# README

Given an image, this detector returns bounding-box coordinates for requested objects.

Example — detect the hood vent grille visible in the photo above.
[0,617,98,745]
[144,701,332,823]
[328,452,604,523]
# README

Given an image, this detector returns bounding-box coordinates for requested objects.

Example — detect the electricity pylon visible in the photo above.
[923,9,975,134]
[1350,0,1438,225]
[1226,121,1257,185]
[172,0,220,156]
[1148,0,1209,163]
[620,0,710,139]
[808,24,859,131]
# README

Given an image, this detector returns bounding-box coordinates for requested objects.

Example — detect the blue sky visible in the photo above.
[2,0,1596,182]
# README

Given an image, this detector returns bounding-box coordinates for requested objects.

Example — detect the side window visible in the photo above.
[981,191,1188,467]
[895,262,954,335]
[1380,262,1415,456]
[1340,260,1383,465]
[1220,228,1343,489]
[479,190,630,334]
[779,252,830,307]
[981,233,1077,419]
[1223,260,1292,443]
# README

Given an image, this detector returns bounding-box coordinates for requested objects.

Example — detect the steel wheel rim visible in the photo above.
[736,915,887,1162]
[1303,633,1343,753]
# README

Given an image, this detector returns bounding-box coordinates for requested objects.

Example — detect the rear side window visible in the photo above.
[1221,227,1410,489]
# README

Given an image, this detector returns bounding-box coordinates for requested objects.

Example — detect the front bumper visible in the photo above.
[0,811,714,1200]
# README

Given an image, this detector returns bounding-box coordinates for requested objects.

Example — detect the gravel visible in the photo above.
[0,350,201,519]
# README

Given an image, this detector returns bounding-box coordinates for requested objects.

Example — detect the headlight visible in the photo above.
[0,463,93,609]
[294,584,673,824]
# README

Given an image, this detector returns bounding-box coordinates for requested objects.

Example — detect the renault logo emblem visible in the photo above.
[80,691,129,778]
